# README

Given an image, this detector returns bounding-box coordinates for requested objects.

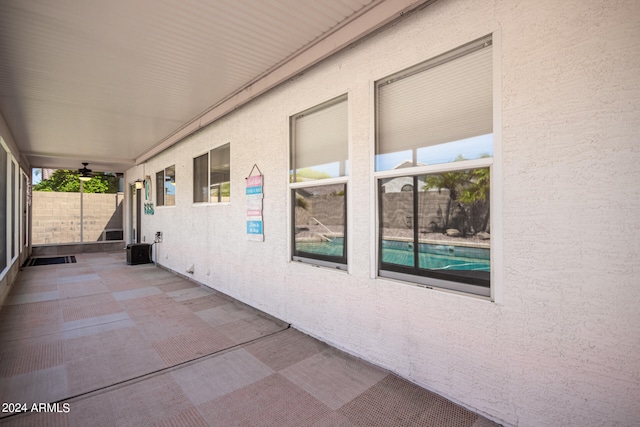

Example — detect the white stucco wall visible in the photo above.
[126,1,640,425]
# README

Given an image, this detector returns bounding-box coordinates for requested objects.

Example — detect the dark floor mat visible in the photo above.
[25,256,77,266]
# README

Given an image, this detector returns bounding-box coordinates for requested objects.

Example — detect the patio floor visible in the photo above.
[0,250,500,426]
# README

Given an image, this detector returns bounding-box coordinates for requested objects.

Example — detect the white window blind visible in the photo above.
[292,95,348,180]
[210,144,230,185]
[193,153,208,203]
[376,37,492,164]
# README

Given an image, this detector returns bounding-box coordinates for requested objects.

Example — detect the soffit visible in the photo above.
[0,0,431,172]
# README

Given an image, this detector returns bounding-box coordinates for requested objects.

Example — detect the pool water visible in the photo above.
[382,240,490,271]
[296,238,345,257]
[296,238,490,272]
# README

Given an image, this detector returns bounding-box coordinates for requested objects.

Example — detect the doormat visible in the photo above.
[25,256,77,267]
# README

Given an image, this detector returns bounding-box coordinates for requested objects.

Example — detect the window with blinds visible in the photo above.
[193,143,230,204]
[375,36,494,297]
[156,165,175,207]
[376,36,493,171]
[290,94,348,182]
[290,95,349,270]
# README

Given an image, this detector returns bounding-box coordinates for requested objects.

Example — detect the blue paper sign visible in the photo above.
[246,220,263,235]
[246,186,263,196]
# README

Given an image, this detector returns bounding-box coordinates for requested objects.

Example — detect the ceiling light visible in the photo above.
[78,162,92,181]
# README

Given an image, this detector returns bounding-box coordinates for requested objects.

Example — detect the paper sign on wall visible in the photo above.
[246,165,264,241]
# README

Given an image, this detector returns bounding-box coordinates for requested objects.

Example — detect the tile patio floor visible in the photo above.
[0,250,500,426]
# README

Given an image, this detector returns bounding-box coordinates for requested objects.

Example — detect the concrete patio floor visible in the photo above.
[0,250,500,426]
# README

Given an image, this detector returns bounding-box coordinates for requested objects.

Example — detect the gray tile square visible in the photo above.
[166,287,213,301]
[195,303,254,327]
[197,373,332,427]
[62,318,135,340]
[281,348,387,410]
[171,348,274,406]
[59,280,110,299]
[112,286,162,301]
[4,290,61,305]
[244,328,328,371]
[62,311,130,331]
[0,365,69,406]
[57,273,101,284]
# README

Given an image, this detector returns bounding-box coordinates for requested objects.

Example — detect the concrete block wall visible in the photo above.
[82,192,124,241]
[32,192,123,244]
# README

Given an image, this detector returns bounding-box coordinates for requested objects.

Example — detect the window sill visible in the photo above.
[377,270,491,299]
[291,256,347,272]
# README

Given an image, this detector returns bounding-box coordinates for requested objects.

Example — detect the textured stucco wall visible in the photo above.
[127,1,640,425]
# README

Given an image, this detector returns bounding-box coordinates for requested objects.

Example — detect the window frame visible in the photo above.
[193,143,231,205]
[374,35,498,299]
[376,159,492,297]
[0,138,8,278]
[20,169,29,253]
[156,165,175,207]
[289,94,349,271]
[10,158,17,262]
[290,180,348,270]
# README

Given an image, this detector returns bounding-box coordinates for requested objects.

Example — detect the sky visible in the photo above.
[304,134,494,177]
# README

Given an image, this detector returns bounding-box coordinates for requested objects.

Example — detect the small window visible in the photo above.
[375,36,493,297]
[290,95,348,269]
[193,143,230,203]
[156,165,175,206]
[292,184,347,269]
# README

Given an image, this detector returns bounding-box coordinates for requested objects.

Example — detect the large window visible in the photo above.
[21,171,28,250]
[193,143,230,203]
[290,95,348,270]
[375,36,493,297]
[10,159,16,260]
[0,140,7,274]
[156,165,175,207]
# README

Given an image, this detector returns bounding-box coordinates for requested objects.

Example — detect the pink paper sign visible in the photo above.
[246,175,263,187]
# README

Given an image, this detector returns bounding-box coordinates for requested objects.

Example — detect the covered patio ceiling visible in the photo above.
[0,0,434,173]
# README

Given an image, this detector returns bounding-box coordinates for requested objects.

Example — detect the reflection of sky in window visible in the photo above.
[165,181,175,195]
[296,160,349,179]
[376,134,493,171]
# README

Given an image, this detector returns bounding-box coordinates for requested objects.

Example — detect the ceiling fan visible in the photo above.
[78,162,92,181]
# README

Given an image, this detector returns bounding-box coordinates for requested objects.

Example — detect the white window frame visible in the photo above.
[10,157,18,263]
[20,169,29,252]
[289,94,350,271]
[156,165,175,207]
[192,143,231,205]
[0,138,9,279]
[373,33,502,301]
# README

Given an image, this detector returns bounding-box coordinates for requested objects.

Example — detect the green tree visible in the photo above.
[290,168,333,182]
[459,167,490,233]
[33,170,119,193]
[424,157,490,234]
[424,166,471,231]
